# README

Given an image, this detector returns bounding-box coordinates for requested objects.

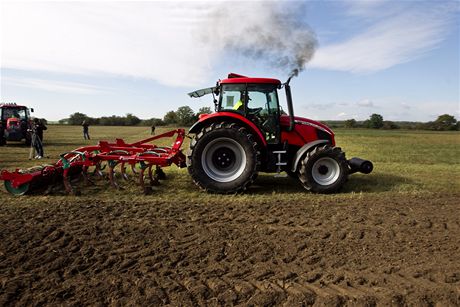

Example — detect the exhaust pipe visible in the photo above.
[348,157,373,174]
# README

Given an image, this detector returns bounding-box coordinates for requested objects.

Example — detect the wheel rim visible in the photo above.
[201,137,247,183]
[4,180,30,195]
[311,157,341,186]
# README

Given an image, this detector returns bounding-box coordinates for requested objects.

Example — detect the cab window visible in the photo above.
[219,84,246,113]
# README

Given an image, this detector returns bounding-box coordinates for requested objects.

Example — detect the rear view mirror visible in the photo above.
[30,108,34,112]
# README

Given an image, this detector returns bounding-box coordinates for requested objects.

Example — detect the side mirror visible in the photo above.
[30,108,34,112]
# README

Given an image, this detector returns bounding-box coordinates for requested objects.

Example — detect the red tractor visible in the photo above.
[0,103,34,146]
[0,73,372,196]
[187,73,373,194]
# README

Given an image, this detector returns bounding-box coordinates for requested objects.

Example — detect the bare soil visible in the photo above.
[0,193,459,306]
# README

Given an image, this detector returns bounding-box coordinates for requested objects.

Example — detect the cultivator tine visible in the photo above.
[120,162,130,181]
[108,161,121,189]
[155,166,166,180]
[148,164,160,186]
[94,162,105,179]
[131,164,138,175]
[81,166,94,186]
[63,169,74,195]
[138,162,152,195]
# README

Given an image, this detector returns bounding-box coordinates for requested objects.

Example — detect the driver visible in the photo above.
[233,92,260,115]
[233,93,246,112]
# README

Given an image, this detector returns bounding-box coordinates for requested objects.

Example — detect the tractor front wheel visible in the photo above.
[187,122,259,193]
[298,145,348,193]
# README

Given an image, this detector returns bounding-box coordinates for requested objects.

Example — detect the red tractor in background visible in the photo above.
[0,103,34,146]
[187,73,373,194]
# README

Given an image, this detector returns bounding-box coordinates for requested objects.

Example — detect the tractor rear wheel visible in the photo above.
[187,122,259,193]
[298,145,348,193]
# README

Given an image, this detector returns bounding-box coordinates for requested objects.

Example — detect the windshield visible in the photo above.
[2,108,27,121]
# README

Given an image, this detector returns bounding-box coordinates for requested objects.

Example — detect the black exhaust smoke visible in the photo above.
[200,2,317,79]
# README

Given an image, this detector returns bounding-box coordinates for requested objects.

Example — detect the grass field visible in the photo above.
[0,126,459,305]
[1,125,459,201]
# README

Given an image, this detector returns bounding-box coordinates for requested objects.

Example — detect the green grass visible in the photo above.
[0,125,459,203]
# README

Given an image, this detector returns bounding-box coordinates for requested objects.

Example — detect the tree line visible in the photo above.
[60,106,212,127]
[339,114,459,131]
[59,109,459,131]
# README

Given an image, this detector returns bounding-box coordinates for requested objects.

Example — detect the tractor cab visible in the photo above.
[218,76,282,144]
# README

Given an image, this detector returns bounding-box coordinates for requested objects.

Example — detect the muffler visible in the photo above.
[348,157,373,174]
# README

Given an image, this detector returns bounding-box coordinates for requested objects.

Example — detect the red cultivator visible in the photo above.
[0,129,187,195]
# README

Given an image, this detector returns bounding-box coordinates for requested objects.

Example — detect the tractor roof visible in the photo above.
[187,73,281,98]
[0,103,27,109]
[220,73,281,86]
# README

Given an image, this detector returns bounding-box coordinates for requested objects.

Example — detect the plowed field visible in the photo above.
[1,193,459,306]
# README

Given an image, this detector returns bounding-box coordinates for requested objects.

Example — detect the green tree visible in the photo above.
[68,112,89,125]
[367,113,384,129]
[125,113,141,126]
[163,110,178,125]
[141,118,165,126]
[344,119,357,128]
[434,114,457,130]
[382,121,399,130]
[176,106,196,126]
[197,106,212,117]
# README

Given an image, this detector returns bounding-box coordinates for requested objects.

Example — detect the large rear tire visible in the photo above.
[298,145,348,193]
[187,122,260,193]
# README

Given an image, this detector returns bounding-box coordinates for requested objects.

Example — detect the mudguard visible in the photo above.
[291,140,329,172]
[189,112,267,147]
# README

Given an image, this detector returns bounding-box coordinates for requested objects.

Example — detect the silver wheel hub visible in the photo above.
[201,138,247,183]
[312,157,340,185]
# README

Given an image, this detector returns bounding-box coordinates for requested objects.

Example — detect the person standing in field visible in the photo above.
[82,120,90,140]
[35,118,47,142]
[151,123,156,135]
[30,118,45,159]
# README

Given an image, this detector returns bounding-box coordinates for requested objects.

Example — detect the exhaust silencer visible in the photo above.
[348,157,373,174]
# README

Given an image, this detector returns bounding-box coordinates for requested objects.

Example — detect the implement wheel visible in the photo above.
[187,122,259,193]
[298,145,348,194]
[4,181,30,195]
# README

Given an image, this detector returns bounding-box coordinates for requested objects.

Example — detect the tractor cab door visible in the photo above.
[219,83,281,144]
[246,84,280,144]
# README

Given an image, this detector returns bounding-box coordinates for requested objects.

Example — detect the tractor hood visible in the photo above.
[280,115,334,136]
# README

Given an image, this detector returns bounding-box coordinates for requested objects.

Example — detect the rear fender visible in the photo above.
[189,112,267,147]
[291,140,329,172]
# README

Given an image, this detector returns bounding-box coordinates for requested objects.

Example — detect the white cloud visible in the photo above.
[1,2,216,87]
[1,1,457,91]
[0,1,315,88]
[4,77,107,94]
[357,99,374,107]
[337,112,347,117]
[401,102,411,110]
[310,4,456,73]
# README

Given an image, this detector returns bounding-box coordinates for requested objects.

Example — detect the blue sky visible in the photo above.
[1,0,459,122]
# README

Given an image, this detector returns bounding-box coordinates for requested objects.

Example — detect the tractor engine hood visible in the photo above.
[280,115,334,136]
